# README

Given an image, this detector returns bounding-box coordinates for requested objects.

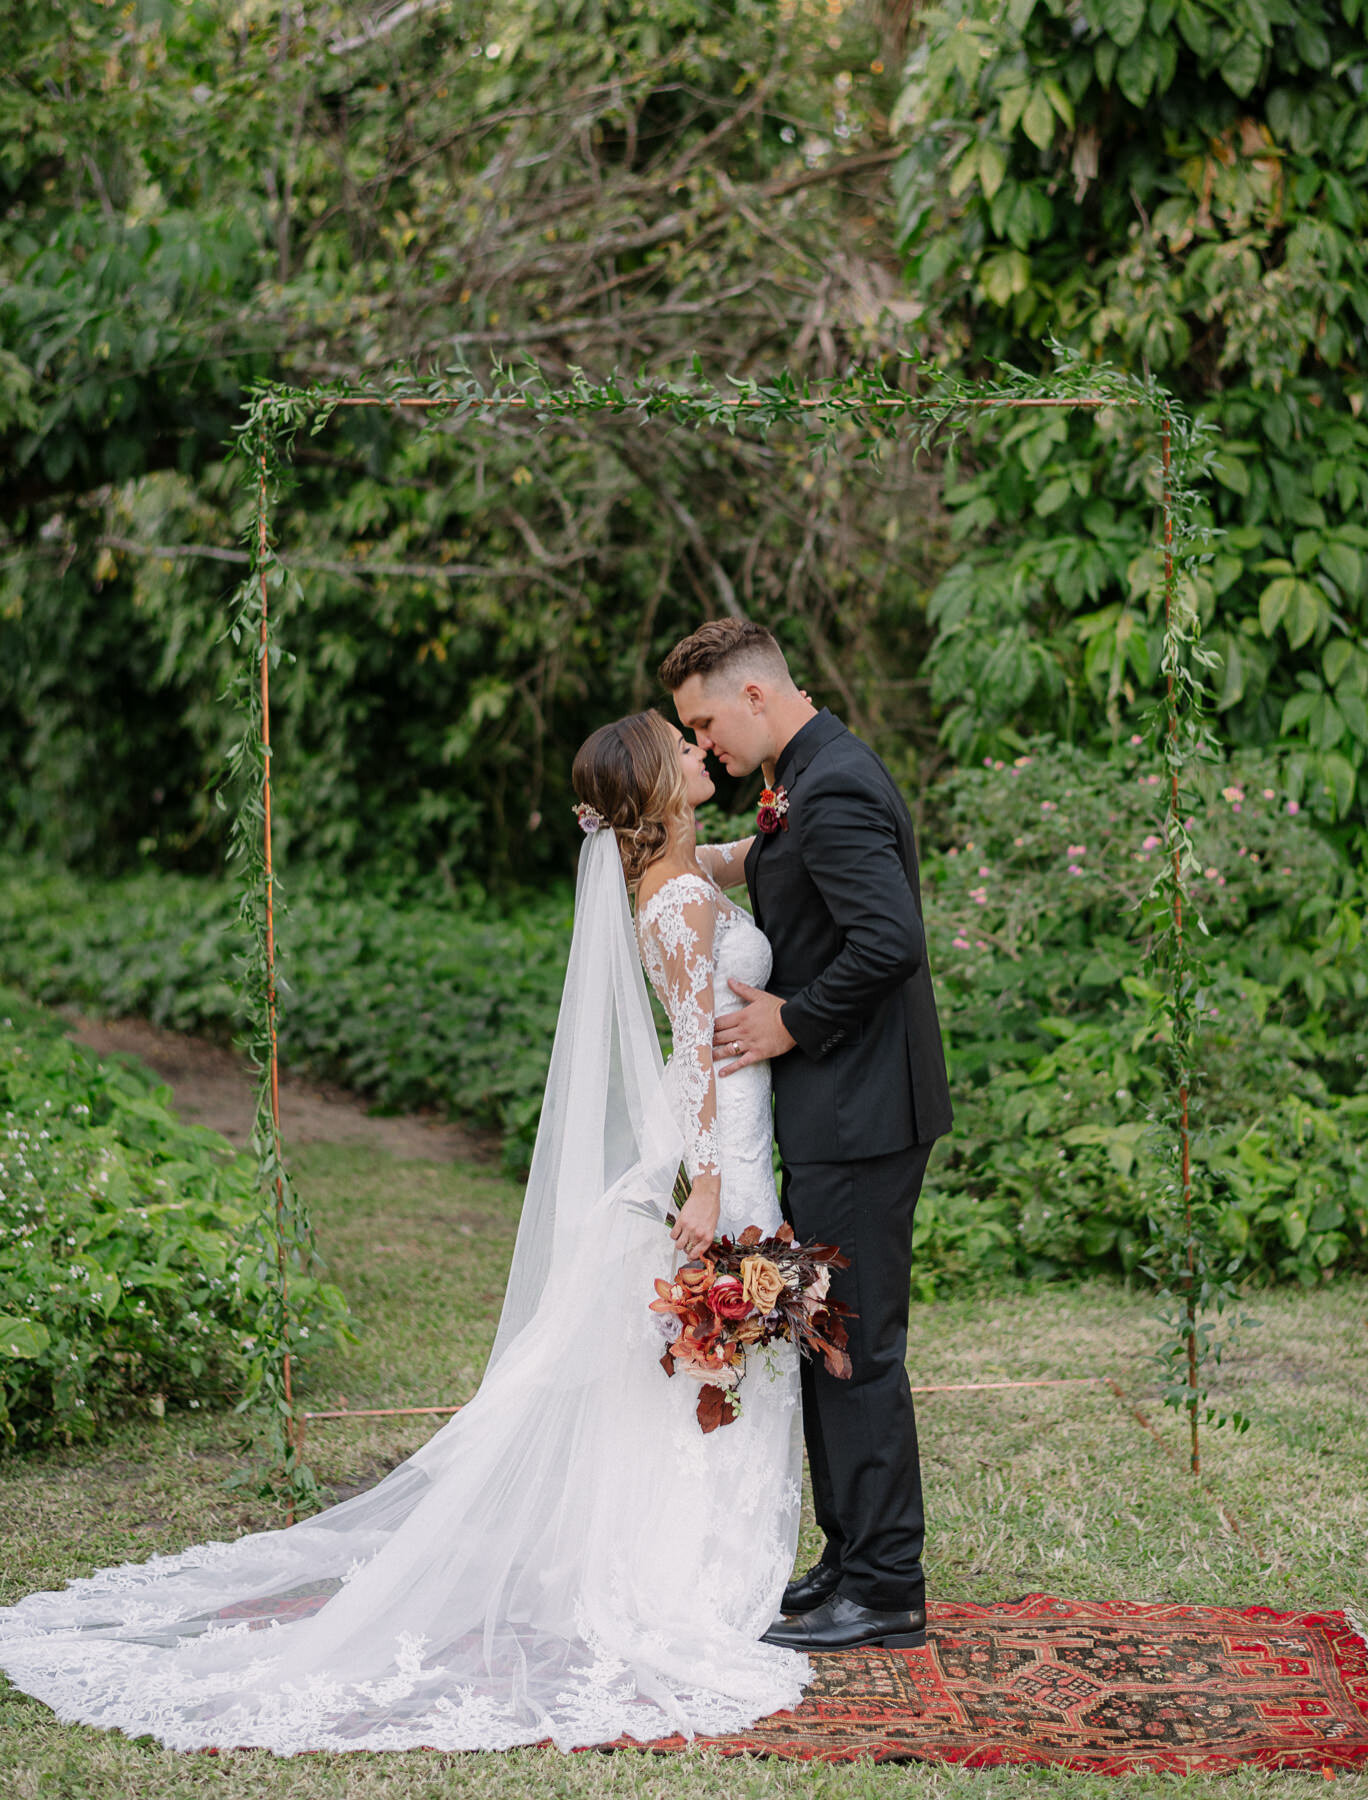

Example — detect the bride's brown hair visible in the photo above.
[572,710,690,894]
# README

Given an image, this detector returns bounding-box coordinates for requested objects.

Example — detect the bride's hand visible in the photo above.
[671,1175,721,1260]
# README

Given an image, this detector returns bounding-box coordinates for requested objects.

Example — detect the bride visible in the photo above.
[0,710,809,1754]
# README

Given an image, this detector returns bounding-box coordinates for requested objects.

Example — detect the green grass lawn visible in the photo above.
[2,1137,1365,1800]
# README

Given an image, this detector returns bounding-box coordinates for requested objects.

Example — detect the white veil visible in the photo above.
[0,827,804,1753]
[490,826,682,1364]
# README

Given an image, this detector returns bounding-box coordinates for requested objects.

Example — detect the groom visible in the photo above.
[660,619,953,1652]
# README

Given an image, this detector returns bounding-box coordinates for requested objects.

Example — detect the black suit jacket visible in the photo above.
[744,709,954,1164]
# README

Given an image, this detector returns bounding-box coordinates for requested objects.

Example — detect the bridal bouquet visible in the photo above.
[650,1218,852,1433]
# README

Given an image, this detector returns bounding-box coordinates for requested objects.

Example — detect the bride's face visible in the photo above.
[672,726,715,809]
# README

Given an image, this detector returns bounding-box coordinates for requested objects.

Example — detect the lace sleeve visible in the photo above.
[696,839,755,890]
[637,877,720,1179]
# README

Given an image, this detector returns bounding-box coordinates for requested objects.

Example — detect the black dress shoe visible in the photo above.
[781,1561,843,1615]
[762,1592,927,1651]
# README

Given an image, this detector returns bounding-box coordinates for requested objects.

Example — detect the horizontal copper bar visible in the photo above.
[321,393,1140,412]
[302,1376,1102,1423]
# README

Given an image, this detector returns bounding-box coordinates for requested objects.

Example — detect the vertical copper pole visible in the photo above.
[1160,408,1199,1477]
[257,453,297,1519]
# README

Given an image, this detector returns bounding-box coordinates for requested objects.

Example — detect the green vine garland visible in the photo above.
[226,346,1235,1506]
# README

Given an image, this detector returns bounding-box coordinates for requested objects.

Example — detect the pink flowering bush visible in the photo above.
[914,738,1367,1291]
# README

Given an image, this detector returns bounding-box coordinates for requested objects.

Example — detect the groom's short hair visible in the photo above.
[658,619,793,692]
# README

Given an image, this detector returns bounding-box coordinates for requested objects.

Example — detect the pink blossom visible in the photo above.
[947,847,958,858]
[1129,734,1143,746]
[1281,865,1292,874]
[969,886,988,905]
[1145,774,1162,785]
[1067,844,1086,856]
[1287,800,1300,815]
[1233,804,1242,813]
[993,759,1005,770]
[1067,864,1082,876]
[1142,834,1162,850]
[1205,866,1218,879]
[983,756,993,767]
[1262,788,1275,799]
[1237,847,1247,856]
[974,939,988,950]
[978,865,990,875]
[1013,836,1025,847]
[952,935,971,949]
[1041,800,1057,812]
[1014,755,1032,767]
[1221,786,1244,804]
[1217,877,1226,886]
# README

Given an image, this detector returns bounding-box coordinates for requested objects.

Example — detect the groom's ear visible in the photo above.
[742,680,766,714]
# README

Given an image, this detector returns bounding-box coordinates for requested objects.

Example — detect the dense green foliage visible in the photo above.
[916,741,1367,1288]
[4,741,1362,1286]
[1,0,937,889]
[893,0,1368,835]
[0,986,349,1449]
[0,863,570,1169]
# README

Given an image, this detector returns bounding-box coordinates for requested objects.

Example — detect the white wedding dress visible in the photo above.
[0,834,807,1753]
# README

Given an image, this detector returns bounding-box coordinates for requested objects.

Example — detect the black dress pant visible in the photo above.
[780,1141,934,1613]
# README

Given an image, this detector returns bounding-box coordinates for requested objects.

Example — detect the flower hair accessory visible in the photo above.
[756,784,789,835]
[573,801,608,834]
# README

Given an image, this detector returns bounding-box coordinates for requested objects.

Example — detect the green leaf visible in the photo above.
[1258,575,1295,636]
[1022,87,1056,150]
[1222,34,1262,98]
[1034,476,1074,516]
[1043,79,1074,130]
[1286,581,1326,650]
[0,1316,50,1359]
[1216,637,1245,710]
[1098,0,1146,46]
[1116,34,1161,107]
[978,140,1008,201]
[979,248,1030,306]
[949,147,980,198]
[1174,0,1210,54]
[1320,751,1358,815]
[1212,452,1250,496]
[1323,635,1355,687]
[1319,540,1361,597]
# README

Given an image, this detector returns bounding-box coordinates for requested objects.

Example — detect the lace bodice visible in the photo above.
[635,870,780,1236]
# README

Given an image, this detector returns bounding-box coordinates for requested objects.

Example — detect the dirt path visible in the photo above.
[64,1012,498,1165]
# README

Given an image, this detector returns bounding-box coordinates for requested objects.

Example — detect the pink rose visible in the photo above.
[706,1276,755,1322]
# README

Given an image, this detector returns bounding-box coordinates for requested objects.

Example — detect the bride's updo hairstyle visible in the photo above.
[572,709,689,893]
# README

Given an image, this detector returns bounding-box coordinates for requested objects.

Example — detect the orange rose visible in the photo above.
[740,1255,785,1315]
[676,1258,715,1296]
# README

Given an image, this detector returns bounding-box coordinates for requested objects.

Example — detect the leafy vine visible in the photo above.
[229,346,1234,1502]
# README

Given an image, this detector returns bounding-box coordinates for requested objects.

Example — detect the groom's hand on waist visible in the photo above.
[713,980,797,1076]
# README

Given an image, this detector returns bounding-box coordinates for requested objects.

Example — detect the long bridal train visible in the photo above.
[0,834,806,1753]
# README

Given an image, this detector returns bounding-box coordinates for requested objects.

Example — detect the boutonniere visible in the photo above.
[756,785,789,834]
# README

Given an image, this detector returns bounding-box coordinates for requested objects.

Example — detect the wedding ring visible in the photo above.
[731,1041,741,1055]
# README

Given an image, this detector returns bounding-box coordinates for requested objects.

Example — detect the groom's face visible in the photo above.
[671,674,771,778]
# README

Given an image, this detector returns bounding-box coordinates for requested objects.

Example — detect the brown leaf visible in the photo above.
[696,1383,732,1433]
[823,1347,853,1381]
[660,1348,676,1376]
[737,1225,763,1247]
[775,1222,795,1244]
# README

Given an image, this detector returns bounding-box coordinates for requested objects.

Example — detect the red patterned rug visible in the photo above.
[621,1595,1368,1774]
